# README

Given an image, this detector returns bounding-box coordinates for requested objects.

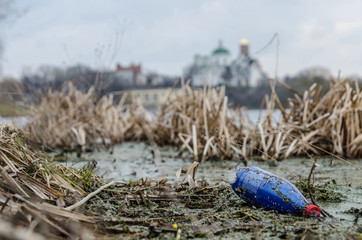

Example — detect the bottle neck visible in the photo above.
[306,204,320,217]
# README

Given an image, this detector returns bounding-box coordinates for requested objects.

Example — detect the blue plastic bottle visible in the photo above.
[232,167,320,217]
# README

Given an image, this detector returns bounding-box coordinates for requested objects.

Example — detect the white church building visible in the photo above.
[184,39,267,87]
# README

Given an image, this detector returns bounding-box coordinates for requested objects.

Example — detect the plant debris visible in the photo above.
[257,78,362,159]
[24,78,362,161]
[295,181,346,202]
[154,80,254,162]
[0,124,103,239]
[25,83,151,150]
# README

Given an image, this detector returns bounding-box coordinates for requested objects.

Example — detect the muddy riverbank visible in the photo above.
[56,142,362,239]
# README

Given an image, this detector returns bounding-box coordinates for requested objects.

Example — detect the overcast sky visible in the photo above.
[1,0,362,79]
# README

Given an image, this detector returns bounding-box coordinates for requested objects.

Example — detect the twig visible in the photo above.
[267,78,287,121]
[307,160,317,191]
[269,77,302,98]
[0,197,9,213]
[22,205,71,237]
[65,180,126,211]
[287,132,362,173]
[0,166,30,197]
[354,210,361,225]
[13,194,41,209]
[192,125,198,161]
[306,156,334,219]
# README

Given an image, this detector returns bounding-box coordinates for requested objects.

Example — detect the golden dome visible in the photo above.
[240,38,249,46]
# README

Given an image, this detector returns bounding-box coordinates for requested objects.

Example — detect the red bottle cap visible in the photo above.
[306,204,320,217]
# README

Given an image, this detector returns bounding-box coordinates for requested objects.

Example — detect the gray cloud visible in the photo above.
[2,0,362,78]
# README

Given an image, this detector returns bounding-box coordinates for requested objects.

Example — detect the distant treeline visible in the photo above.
[1,64,361,108]
[226,67,362,109]
[1,64,178,103]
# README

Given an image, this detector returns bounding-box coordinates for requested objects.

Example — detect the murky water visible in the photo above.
[0,116,28,127]
[62,141,362,222]
[0,109,281,127]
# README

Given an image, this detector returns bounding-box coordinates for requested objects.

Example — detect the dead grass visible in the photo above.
[23,78,362,160]
[0,124,103,203]
[256,78,362,159]
[0,124,108,239]
[25,83,151,150]
[154,80,255,161]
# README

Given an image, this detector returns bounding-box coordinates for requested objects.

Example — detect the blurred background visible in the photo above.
[1,0,362,112]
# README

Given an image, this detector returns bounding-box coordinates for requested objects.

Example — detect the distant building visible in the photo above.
[116,63,146,86]
[145,72,167,86]
[125,88,181,107]
[186,40,232,86]
[114,63,178,88]
[184,39,267,87]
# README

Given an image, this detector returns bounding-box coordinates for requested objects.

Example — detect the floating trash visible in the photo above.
[232,166,320,217]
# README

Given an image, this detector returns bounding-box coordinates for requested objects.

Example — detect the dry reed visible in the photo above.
[256,78,362,159]
[24,78,361,160]
[154,80,254,161]
[25,83,151,150]
[0,124,106,239]
[0,124,102,203]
